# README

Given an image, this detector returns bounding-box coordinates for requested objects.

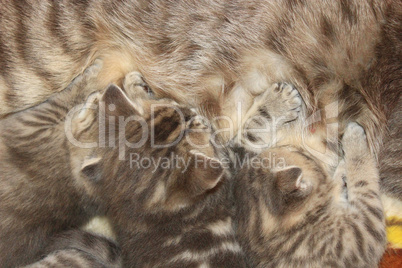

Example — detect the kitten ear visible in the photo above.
[188,150,224,195]
[274,166,306,193]
[267,166,311,215]
[80,157,102,182]
[101,84,144,117]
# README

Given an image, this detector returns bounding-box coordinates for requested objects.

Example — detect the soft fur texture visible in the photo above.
[233,123,387,268]
[0,0,400,200]
[24,230,121,268]
[227,83,386,267]
[0,61,105,267]
[0,1,400,152]
[379,94,402,200]
[59,73,247,267]
[0,1,400,266]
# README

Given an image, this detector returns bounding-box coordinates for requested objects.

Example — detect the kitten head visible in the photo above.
[251,146,332,220]
[68,83,224,213]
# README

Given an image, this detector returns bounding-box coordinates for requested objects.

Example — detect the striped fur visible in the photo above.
[379,93,402,201]
[24,230,121,268]
[0,0,400,160]
[68,75,246,267]
[0,1,400,206]
[233,123,387,267]
[0,62,103,267]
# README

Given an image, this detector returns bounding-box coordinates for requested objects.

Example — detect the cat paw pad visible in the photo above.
[275,82,302,111]
[254,82,302,125]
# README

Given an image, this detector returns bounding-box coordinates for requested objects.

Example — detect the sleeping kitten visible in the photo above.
[233,121,387,267]
[25,78,303,268]
[0,61,104,267]
[59,74,247,267]
[25,79,303,268]
[229,82,386,267]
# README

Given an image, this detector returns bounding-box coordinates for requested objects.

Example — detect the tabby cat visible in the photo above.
[0,0,400,159]
[0,61,104,267]
[233,120,387,267]
[55,73,247,267]
[25,79,303,268]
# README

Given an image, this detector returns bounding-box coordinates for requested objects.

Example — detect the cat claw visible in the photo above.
[276,82,302,111]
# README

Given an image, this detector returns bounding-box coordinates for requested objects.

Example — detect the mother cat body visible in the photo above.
[0,0,400,158]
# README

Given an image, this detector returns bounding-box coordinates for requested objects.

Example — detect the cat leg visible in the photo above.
[342,123,383,209]
[331,159,350,204]
[240,82,302,151]
[341,122,386,266]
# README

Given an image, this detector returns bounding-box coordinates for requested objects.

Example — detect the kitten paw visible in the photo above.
[123,71,151,100]
[254,82,302,125]
[68,59,102,97]
[124,71,145,89]
[342,122,369,157]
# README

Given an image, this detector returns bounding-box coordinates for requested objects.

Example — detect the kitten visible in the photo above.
[232,121,387,267]
[26,79,303,268]
[0,0,399,160]
[24,230,121,268]
[61,74,247,267]
[229,82,386,267]
[0,61,104,267]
